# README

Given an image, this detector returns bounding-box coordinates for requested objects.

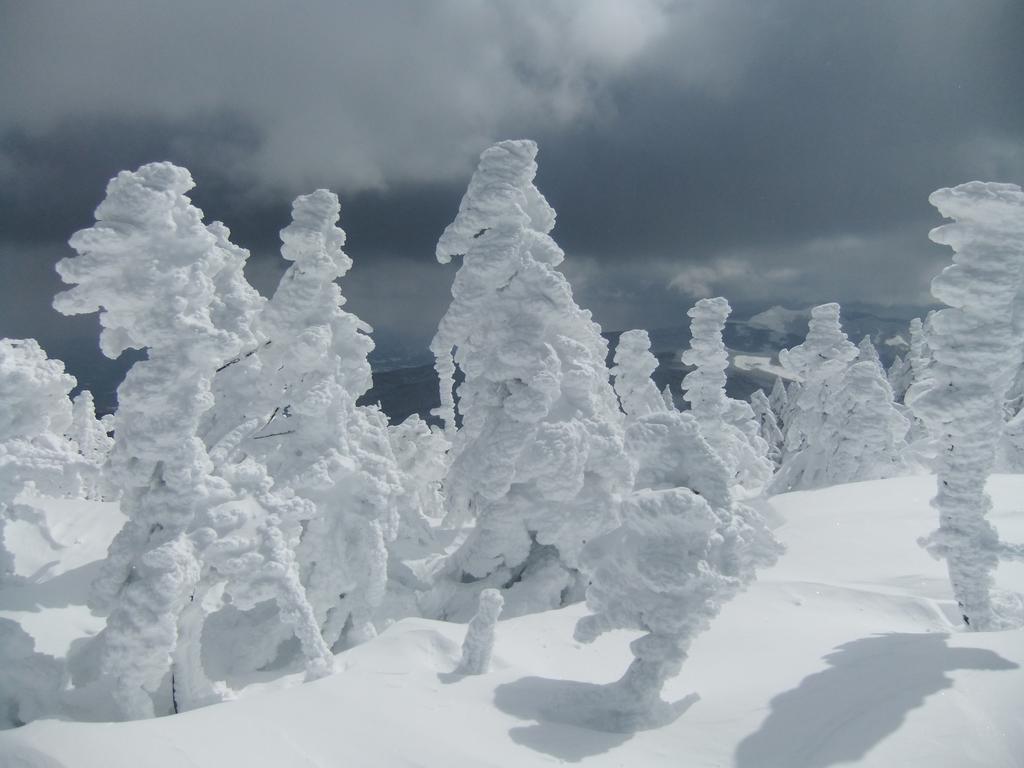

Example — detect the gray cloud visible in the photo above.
[1,0,1022,382]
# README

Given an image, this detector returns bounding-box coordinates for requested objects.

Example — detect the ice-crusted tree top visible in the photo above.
[612,330,666,418]
[435,140,559,266]
[0,339,75,442]
[779,303,857,378]
[680,297,731,415]
[54,162,261,362]
[927,182,1024,319]
[856,336,882,369]
[263,189,373,398]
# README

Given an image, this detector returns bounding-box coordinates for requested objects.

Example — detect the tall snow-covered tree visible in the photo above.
[681,298,772,496]
[750,389,783,468]
[207,190,405,659]
[53,162,263,718]
[768,377,788,421]
[611,330,668,419]
[429,140,632,618]
[886,353,913,403]
[905,181,1024,630]
[772,303,858,492]
[67,390,114,500]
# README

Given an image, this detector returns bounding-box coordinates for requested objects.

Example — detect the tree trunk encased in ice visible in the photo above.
[906,181,1024,630]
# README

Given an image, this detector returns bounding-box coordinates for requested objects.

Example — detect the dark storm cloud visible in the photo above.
[1,0,1022,378]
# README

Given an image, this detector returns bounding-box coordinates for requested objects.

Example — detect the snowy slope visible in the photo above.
[2,476,1024,768]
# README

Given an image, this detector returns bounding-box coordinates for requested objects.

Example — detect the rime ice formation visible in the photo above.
[215,190,402,656]
[856,336,882,369]
[886,354,913,403]
[750,389,783,467]
[824,361,910,483]
[430,140,632,617]
[681,298,772,496]
[68,391,114,499]
[905,181,1024,630]
[773,303,858,492]
[580,357,781,724]
[388,414,449,540]
[54,162,262,718]
[0,339,86,581]
[575,483,779,729]
[611,330,667,419]
[457,588,504,675]
[768,377,788,421]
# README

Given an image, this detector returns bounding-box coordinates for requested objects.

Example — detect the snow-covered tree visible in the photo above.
[768,377,788,421]
[0,339,86,582]
[681,298,772,496]
[53,162,263,718]
[429,140,632,618]
[823,360,910,483]
[207,190,404,659]
[456,588,504,675]
[750,389,783,467]
[905,181,1024,630]
[611,330,668,419]
[773,303,858,492]
[577,354,781,726]
[67,391,114,499]
[886,354,913,403]
[856,335,882,370]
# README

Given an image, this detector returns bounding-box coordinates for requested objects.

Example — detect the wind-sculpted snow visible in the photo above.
[906,181,1024,630]
[430,140,632,617]
[681,298,772,497]
[611,330,668,419]
[53,163,262,719]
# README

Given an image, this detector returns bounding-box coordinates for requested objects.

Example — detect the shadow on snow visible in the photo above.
[734,632,1018,768]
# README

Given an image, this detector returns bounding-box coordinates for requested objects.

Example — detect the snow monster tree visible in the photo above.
[906,181,1024,630]
[54,163,263,718]
[430,140,632,617]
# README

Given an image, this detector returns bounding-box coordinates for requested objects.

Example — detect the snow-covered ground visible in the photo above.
[2,475,1023,767]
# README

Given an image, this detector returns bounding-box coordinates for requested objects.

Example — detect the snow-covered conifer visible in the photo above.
[823,360,910,483]
[768,377,788,421]
[773,303,858,492]
[681,298,772,496]
[430,140,632,617]
[67,391,114,499]
[611,330,667,419]
[0,339,88,581]
[53,162,262,718]
[576,481,779,728]
[905,181,1024,629]
[856,336,882,370]
[456,588,504,675]
[750,389,783,467]
[886,354,913,403]
[231,190,403,652]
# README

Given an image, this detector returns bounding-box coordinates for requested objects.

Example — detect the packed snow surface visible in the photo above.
[3,475,1024,767]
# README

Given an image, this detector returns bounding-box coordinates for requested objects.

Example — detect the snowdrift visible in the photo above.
[2,474,1023,767]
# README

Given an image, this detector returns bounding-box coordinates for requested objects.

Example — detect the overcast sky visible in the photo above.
[2,0,1022,377]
